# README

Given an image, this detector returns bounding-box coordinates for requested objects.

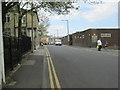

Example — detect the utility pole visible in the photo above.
[14,13,16,37]
[26,1,28,36]
[57,30,59,38]
[54,34,55,43]
[0,1,6,89]
[31,1,34,53]
[61,20,70,44]
[66,20,70,42]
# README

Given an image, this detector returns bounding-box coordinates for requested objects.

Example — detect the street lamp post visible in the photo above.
[61,20,70,44]
[54,34,55,43]
[57,30,59,38]
[31,0,34,53]
[89,34,91,48]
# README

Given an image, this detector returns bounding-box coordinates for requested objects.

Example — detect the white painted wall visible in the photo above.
[0,1,6,89]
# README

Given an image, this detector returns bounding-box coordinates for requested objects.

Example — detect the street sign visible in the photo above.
[101,33,111,37]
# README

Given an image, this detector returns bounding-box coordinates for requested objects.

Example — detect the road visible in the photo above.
[45,45,118,88]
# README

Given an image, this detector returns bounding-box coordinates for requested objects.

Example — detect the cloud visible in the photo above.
[101,0,119,2]
[48,25,66,30]
[81,1,118,22]
[47,25,67,36]
[49,9,81,20]
[48,0,118,23]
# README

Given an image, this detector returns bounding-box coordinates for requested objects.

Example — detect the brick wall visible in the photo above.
[62,28,119,49]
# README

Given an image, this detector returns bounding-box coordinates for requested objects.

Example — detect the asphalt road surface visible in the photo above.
[46,45,118,88]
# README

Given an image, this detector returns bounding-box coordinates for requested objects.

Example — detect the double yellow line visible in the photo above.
[45,47,61,90]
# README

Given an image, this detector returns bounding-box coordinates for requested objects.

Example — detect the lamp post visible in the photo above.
[89,34,91,48]
[57,30,59,38]
[61,20,70,44]
[31,0,34,53]
[54,34,55,43]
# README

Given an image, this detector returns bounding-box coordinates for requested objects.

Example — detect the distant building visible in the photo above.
[62,28,119,49]
[62,35,72,45]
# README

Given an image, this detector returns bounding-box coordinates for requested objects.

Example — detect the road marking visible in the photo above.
[49,57,61,89]
[45,47,62,90]
[46,49,55,89]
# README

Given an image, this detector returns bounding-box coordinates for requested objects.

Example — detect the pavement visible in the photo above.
[3,46,45,89]
[68,45,119,56]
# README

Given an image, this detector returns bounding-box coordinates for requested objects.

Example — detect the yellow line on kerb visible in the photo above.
[46,47,55,90]
[45,47,61,90]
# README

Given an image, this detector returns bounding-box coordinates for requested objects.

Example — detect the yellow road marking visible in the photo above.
[46,48,55,90]
[49,57,61,89]
[45,47,61,89]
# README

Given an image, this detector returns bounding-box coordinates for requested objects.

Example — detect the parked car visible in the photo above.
[49,42,54,45]
[41,41,47,45]
[55,39,62,46]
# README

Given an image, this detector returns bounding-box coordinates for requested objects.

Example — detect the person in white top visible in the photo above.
[97,39,102,51]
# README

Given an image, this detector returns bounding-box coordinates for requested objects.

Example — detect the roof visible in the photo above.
[70,28,119,36]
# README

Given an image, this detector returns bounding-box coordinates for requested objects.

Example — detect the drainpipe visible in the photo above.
[0,1,6,89]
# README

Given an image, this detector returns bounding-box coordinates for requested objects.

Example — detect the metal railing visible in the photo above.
[3,35,31,73]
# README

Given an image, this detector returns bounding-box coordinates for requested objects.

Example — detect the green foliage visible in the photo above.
[37,2,77,15]
[2,1,80,36]
[39,24,49,35]
[3,1,79,15]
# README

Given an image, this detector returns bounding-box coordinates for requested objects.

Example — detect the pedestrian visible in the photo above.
[97,39,102,51]
[104,41,108,49]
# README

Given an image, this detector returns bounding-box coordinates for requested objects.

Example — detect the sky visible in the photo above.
[45,0,119,37]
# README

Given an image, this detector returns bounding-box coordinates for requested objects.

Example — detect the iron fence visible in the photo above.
[3,35,31,73]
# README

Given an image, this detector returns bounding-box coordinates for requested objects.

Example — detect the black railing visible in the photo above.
[3,35,31,73]
[21,35,31,54]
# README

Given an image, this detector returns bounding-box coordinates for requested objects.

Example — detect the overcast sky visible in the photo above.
[46,0,119,37]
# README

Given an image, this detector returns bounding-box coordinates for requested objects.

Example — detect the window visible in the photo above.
[5,14,10,23]
[22,15,26,23]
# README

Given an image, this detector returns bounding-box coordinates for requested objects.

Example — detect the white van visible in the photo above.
[55,39,62,46]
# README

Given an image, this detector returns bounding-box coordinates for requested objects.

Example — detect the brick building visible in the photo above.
[62,28,119,49]
[62,35,72,45]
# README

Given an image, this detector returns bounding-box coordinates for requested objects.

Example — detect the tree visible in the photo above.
[2,1,80,41]
[2,1,80,54]
[39,24,49,36]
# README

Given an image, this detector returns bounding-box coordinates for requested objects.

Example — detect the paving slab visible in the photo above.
[3,46,45,88]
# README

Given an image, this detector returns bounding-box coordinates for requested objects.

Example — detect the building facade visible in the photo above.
[4,11,41,49]
[62,28,119,49]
